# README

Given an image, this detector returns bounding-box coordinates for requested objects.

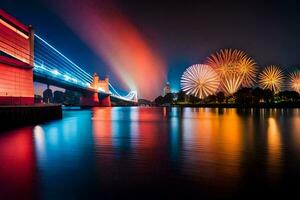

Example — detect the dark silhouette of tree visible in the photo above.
[278,91,300,102]
[216,91,225,103]
[205,95,217,103]
[262,89,274,103]
[234,87,253,105]
[189,95,201,104]
[154,96,164,105]
[290,91,300,101]
[177,90,187,102]
[53,91,65,103]
[163,93,174,104]
[252,87,264,104]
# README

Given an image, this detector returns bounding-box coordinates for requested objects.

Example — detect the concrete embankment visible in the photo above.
[0,104,62,131]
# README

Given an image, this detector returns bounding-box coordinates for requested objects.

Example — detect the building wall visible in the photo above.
[0,15,31,64]
[0,10,34,105]
[0,63,34,104]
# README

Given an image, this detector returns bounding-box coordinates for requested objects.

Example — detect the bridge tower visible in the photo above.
[80,73,111,107]
[0,10,35,104]
[97,75,111,107]
[90,73,100,105]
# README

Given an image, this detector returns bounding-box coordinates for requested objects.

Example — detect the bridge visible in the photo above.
[0,9,137,106]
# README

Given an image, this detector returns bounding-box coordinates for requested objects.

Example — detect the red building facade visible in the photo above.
[0,9,34,105]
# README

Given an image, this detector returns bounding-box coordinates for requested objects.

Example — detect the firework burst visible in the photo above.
[288,71,300,93]
[258,65,284,92]
[181,64,220,99]
[206,49,257,95]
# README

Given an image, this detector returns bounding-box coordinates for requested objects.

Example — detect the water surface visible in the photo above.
[0,107,300,199]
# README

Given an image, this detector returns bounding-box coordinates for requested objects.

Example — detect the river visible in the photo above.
[0,107,300,199]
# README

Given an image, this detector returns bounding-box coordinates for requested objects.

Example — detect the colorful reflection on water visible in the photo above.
[0,107,300,199]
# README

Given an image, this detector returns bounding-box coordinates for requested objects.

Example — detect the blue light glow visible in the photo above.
[33,34,137,102]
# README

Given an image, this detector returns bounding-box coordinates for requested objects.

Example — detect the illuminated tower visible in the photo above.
[91,73,100,103]
[80,73,111,107]
[163,82,171,96]
[98,75,111,107]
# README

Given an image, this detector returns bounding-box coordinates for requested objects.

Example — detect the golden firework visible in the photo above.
[288,71,300,93]
[258,65,284,92]
[181,64,220,99]
[206,49,257,95]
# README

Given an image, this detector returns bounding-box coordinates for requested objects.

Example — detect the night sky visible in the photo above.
[2,0,300,99]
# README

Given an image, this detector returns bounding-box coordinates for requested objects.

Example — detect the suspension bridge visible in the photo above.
[0,9,138,106]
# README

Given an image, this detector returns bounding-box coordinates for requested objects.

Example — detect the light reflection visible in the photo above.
[182,108,242,187]
[92,107,113,148]
[1,107,299,198]
[267,117,282,177]
[33,125,46,160]
[292,110,300,153]
[32,110,96,199]
[129,107,139,145]
[92,107,166,184]
[0,127,36,199]
[169,108,181,162]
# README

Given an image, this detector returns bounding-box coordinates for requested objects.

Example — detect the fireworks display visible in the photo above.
[288,71,300,93]
[206,49,257,94]
[181,64,220,99]
[180,49,299,98]
[258,65,284,92]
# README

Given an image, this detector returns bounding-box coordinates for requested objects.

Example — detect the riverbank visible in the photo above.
[0,104,62,131]
[173,102,300,108]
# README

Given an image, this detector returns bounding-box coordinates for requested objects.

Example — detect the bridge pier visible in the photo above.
[80,73,111,107]
[99,95,111,107]
[80,92,99,107]
[80,92,111,107]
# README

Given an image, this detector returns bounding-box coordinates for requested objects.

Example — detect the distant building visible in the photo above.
[163,82,171,96]
[43,88,53,103]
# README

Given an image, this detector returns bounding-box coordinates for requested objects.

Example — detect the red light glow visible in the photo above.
[50,0,166,99]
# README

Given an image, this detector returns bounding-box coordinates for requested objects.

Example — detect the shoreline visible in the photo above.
[0,104,62,132]
[171,102,300,108]
[65,103,300,109]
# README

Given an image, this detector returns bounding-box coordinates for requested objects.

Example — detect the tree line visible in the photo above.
[154,87,300,106]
